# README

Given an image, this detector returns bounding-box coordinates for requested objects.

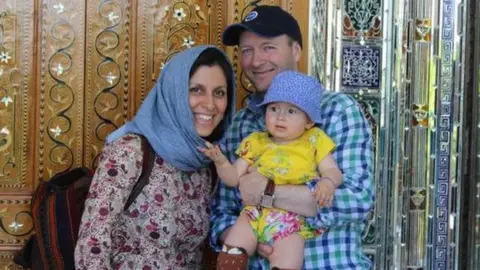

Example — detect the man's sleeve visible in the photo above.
[305,102,375,227]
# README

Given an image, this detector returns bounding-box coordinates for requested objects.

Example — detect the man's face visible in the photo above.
[239,31,301,92]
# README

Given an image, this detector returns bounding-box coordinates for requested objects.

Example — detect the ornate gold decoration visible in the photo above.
[409,187,427,211]
[0,0,34,190]
[0,251,25,269]
[38,0,85,180]
[152,1,210,85]
[343,0,382,42]
[0,7,17,187]
[84,0,132,167]
[0,2,312,269]
[412,104,428,127]
[415,18,432,42]
[0,199,31,244]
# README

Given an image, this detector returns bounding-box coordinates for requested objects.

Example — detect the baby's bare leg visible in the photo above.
[223,212,258,255]
[216,212,257,270]
[269,234,304,269]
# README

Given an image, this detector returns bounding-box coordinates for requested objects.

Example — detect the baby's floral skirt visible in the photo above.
[243,206,326,244]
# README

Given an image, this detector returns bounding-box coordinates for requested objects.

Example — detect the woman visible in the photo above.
[74,46,235,269]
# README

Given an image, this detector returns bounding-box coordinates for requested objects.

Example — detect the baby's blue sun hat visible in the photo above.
[258,70,324,123]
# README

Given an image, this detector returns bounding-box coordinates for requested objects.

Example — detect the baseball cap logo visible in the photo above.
[244,11,258,22]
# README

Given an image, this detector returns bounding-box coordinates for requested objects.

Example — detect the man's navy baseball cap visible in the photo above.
[222,5,303,48]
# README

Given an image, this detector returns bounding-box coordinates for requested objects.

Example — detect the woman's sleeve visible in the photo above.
[74,135,144,270]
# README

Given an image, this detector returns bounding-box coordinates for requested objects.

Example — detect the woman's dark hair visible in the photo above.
[189,48,234,142]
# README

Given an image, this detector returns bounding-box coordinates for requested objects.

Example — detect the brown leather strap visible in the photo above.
[264,178,275,196]
[124,136,155,211]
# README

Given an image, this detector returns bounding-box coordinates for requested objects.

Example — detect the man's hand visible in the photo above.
[238,167,268,206]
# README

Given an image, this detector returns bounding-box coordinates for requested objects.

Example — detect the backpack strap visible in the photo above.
[124,136,155,211]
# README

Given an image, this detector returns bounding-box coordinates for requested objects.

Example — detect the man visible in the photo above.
[210,5,374,269]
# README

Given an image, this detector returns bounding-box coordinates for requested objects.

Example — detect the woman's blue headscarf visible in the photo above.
[107,45,236,171]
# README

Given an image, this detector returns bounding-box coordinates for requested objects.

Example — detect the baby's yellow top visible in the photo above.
[236,127,335,185]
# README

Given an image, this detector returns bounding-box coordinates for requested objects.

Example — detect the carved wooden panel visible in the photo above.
[0,1,35,192]
[0,251,25,270]
[84,0,134,167]
[83,0,230,167]
[0,1,311,269]
[0,198,31,246]
[285,0,309,73]
[36,0,86,181]
[0,1,35,265]
[135,0,226,110]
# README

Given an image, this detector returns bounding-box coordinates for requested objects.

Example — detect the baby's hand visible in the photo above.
[198,142,228,166]
[313,177,336,207]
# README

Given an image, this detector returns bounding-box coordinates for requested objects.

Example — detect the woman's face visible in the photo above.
[188,65,228,137]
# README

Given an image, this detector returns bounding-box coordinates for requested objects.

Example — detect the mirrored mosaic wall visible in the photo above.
[310,0,470,269]
[0,1,312,268]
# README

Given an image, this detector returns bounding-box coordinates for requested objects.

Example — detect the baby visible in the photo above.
[200,70,343,269]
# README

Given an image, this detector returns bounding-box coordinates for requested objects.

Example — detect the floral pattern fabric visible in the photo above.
[235,127,335,243]
[75,134,212,270]
[243,206,326,244]
[236,127,336,185]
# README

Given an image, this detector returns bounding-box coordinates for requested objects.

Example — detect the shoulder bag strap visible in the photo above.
[124,136,155,211]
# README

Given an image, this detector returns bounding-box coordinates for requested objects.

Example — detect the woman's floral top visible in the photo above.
[74,134,212,270]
